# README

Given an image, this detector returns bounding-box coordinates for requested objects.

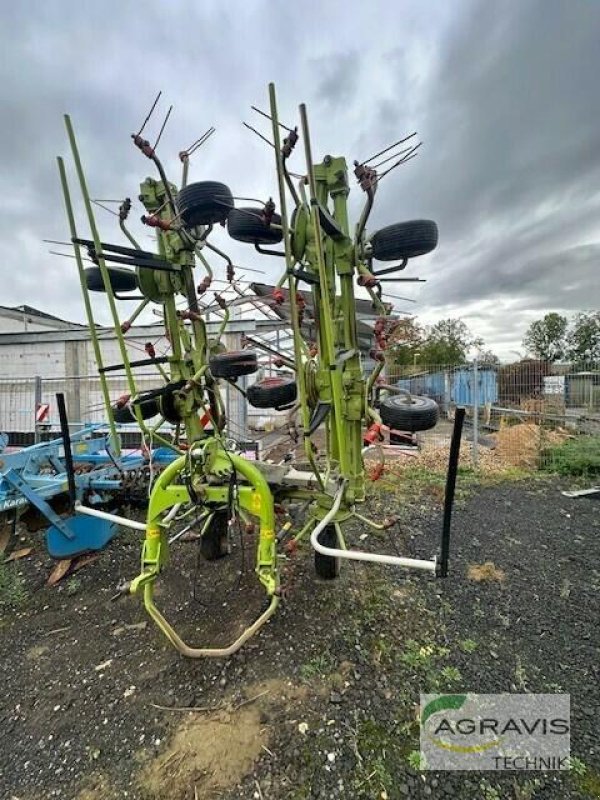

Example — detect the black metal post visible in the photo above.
[438,406,465,578]
[56,393,77,510]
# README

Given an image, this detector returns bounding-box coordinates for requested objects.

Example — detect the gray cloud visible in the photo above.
[0,0,598,359]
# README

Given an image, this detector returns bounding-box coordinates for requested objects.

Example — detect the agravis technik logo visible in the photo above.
[420,693,570,771]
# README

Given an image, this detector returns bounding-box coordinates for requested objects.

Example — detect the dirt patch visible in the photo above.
[467,561,506,582]
[140,679,309,799]
[141,704,263,799]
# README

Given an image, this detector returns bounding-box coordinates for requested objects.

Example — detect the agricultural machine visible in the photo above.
[45,83,464,657]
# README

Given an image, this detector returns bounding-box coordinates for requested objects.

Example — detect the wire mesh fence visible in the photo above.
[0,361,598,476]
[385,359,600,473]
[0,373,166,446]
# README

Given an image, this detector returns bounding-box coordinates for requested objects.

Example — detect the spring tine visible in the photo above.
[359,132,417,166]
[91,200,120,217]
[251,105,294,132]
[242,122,275,149]
[367,145,414,170]
[374,147,421,184]
[186,126,216,155]
[48,249,95,265]
[379,292,416,302]
[153,105,173,150]
[231,195,268,204]
[137,91,162,136]
[43,238,73,246]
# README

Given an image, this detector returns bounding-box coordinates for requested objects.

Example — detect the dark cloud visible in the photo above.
[0,0,598,358]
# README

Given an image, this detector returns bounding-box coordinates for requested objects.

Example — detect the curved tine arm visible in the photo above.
[119,218,142,250]
[204,240,234,268]
[310,480,436,573]
[355,186,374,245]
[283,159,300,207]
[375,383,412,403]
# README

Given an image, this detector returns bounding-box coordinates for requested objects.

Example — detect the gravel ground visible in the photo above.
[0,474,598,800]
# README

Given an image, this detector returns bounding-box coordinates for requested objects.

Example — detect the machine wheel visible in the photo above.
[176,181,234,227]
[370,219,438,261]
[158,380,187,424]
[247,377,297,409]
[290,205,308,261]
[379,395,439,433]
[314,525,341,580]
[209,350,258,378]
[84,266,138,293]
[200,511,229,560]
[227,207,283,244]
[112,395,160,423]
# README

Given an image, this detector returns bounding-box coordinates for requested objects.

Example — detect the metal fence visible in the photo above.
[385,359,600,471]
[1,361,599,472]
[0,373,176,447]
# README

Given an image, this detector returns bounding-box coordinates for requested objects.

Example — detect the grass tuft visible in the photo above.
[0,560,27,609]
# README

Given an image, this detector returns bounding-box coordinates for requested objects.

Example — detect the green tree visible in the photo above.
[419,318,482,365]
[386,317,424,366]
[477,348,500,365]
[522,313,568,361]
[566,311,600,365]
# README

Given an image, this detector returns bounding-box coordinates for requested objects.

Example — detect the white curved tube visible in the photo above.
[310,484,437,573]
[163,503,182,523]
[75,502,147,531]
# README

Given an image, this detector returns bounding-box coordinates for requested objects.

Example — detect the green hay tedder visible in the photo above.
[57,83,463,657]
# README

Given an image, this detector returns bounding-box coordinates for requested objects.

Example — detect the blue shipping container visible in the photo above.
[396,367,498,409]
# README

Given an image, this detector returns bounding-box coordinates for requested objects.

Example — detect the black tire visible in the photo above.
[227,207,283,245]
[247,377,297,409]
[200,511,229,560]
[314,525,341,580]
[112,395,160,423]
[84,266,138,294]
[370,220,438,262]
[209,350,258,379]
[379,395,439,433]
[176,181,233,227]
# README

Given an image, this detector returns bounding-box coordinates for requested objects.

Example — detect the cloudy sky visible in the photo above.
[1,0,599,359]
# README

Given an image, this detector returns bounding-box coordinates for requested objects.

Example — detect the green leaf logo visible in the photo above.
[421,694,467,726]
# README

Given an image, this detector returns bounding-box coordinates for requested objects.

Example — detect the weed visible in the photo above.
[569,757,587,777]
[399,640,436,669]
[545,682,563,693]
[478,779,501,800]
[514,656,528,690]
[299,652,333,681]
[352,719,400,796]
[458,638,478,653]
[406,749,424,770]
[65,577,82,596]
[543,435,600,477]
[513,777,542,800]
[439,666,462,686]
[0,560,27,609]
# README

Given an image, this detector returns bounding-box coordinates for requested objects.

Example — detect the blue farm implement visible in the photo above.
[0,422,175,558]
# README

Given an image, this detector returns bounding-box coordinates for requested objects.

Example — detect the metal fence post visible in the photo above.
[34,375,42,443]
[472,358,479,467]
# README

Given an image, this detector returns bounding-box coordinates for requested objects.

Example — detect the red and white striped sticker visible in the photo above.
[35,403,50,423]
